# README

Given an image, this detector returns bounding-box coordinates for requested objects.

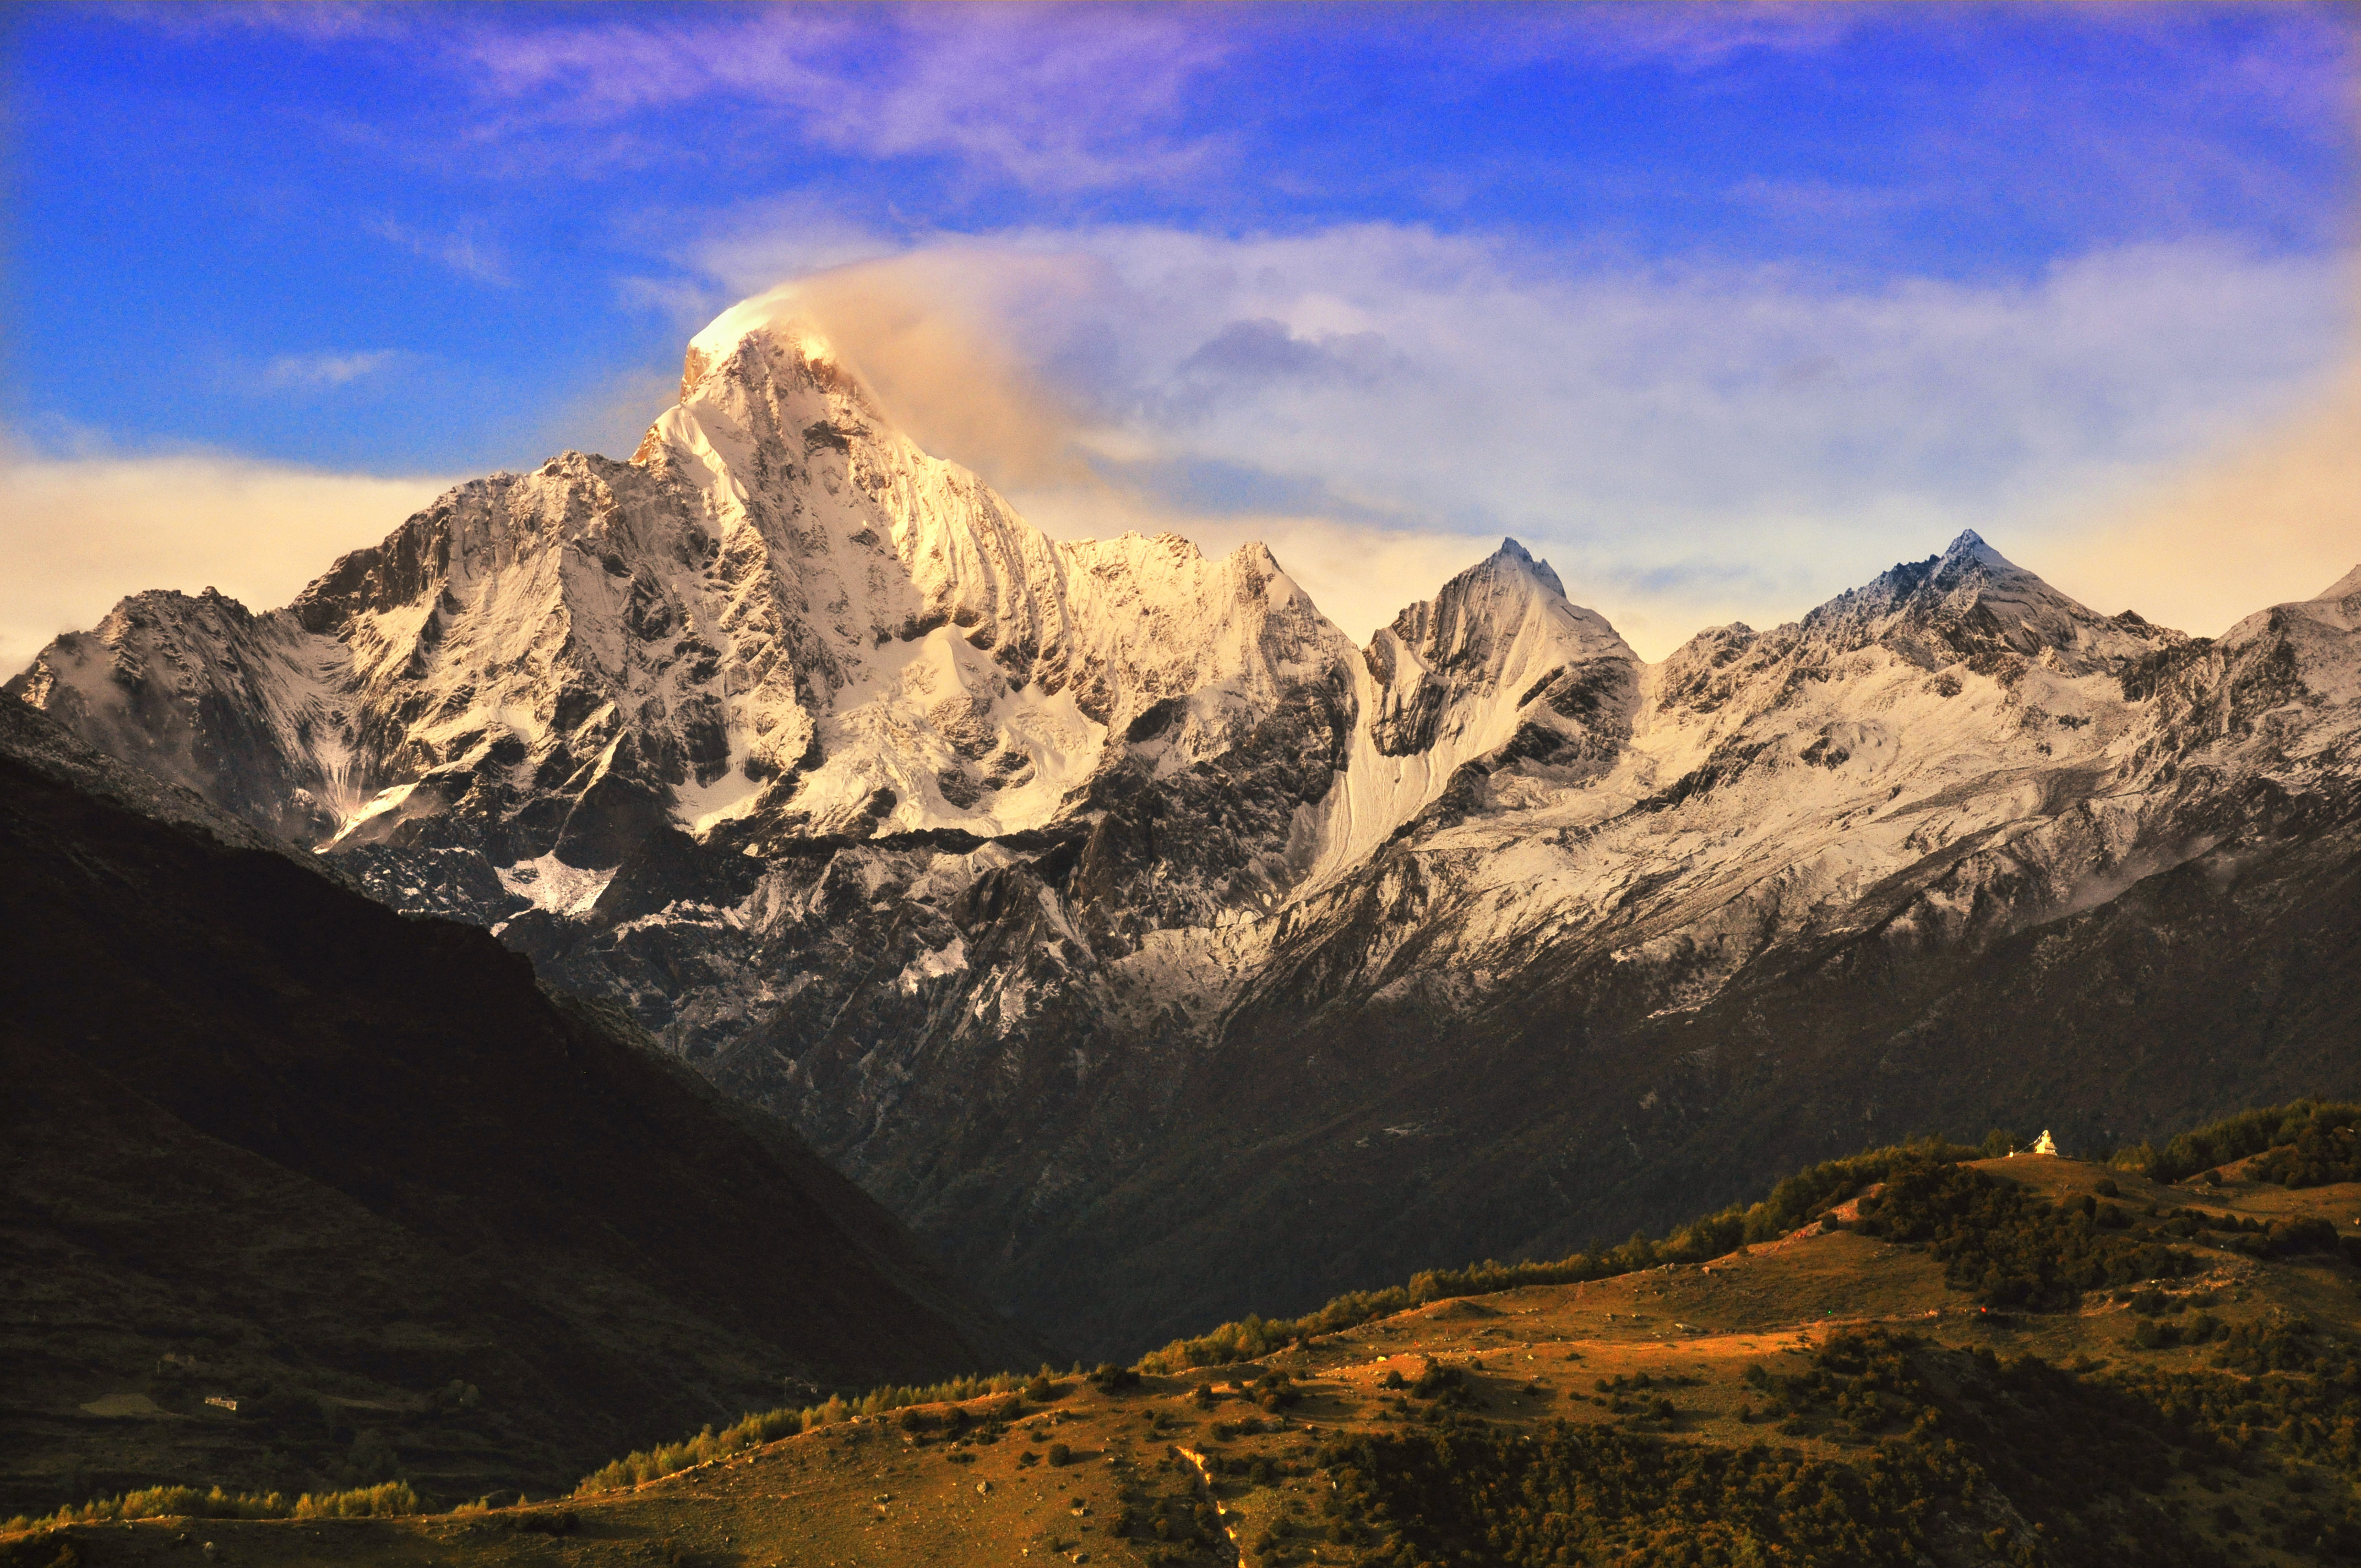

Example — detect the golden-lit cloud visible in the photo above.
[2043,367,2361,634]
[761,249,1108,491]
[730,251,1508,644]
[0,445,454,672]
[698,229,2358,656]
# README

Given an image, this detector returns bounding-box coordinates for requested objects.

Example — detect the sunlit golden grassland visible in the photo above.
[15,1107,2361,1567]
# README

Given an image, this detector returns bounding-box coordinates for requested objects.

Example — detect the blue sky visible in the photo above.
[4,2,2356,660]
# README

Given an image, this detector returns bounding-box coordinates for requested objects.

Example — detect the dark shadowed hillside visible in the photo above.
[0,700,1050,1518]
[991,777,2361,1353]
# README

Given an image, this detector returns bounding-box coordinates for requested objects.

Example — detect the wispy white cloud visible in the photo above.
[150,3,2355,253]
[258,350,404,390]
[715,227,2355,655]
[187,3,1861,193]
[0,440,455,671]
[815,7,1233,189]
[1447,2,1857,73]
[682,203,900,301]
[440,4,1233,192]
[2069,3,2357,143]
[367,215,509,284]
[129,2,1863,198]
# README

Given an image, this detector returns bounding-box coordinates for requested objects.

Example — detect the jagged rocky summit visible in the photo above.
[15,297,2361,1357]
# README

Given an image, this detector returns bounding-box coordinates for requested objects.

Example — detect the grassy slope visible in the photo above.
[21,1148,2361,1566]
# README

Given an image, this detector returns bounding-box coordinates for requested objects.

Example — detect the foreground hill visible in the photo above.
[0,700,1047,1518]
[19,1105,2361,1565]
[14,289,2361,1354]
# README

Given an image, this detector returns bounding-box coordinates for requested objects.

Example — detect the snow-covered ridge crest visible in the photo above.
[2310,562,2361,607]
[7,585,365,845]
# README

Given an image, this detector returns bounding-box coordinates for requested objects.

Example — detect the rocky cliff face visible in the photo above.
[15,299,2361,1356]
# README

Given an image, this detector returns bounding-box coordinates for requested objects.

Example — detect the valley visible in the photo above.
[15,1129,2361,1566]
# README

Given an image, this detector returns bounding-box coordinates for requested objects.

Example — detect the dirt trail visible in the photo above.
[1174,1447,1245,1566]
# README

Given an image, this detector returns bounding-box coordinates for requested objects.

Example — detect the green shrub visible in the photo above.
[3,1480,420,1533]
[1140,1136,1976,1372]
[575,1370,1035,1494]
[2140,1100,2361,1184]
[1088,1362,1142,1393]
[1250,1369,1301,1409]
[1850,1157,2193,1308]
[1317,1331,2242,1567]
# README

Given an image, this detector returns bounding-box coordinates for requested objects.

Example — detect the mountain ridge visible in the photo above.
[13,302,2361,1356]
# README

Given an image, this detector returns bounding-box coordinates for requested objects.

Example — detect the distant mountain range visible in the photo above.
[14,299,2360,1358]
[0,697,1043,1516]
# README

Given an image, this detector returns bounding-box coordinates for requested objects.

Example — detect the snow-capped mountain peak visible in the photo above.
[1290,538,1640,885]
[1940,525,2005,563]
[1361,538,1631,756]
[1797,525,2173,677]
[1472,535,1568,597]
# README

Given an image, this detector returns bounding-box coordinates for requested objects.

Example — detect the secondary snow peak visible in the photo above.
[1940,527,2010,566]
[1478,536,1568,599]
[1800,531,2178,676]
